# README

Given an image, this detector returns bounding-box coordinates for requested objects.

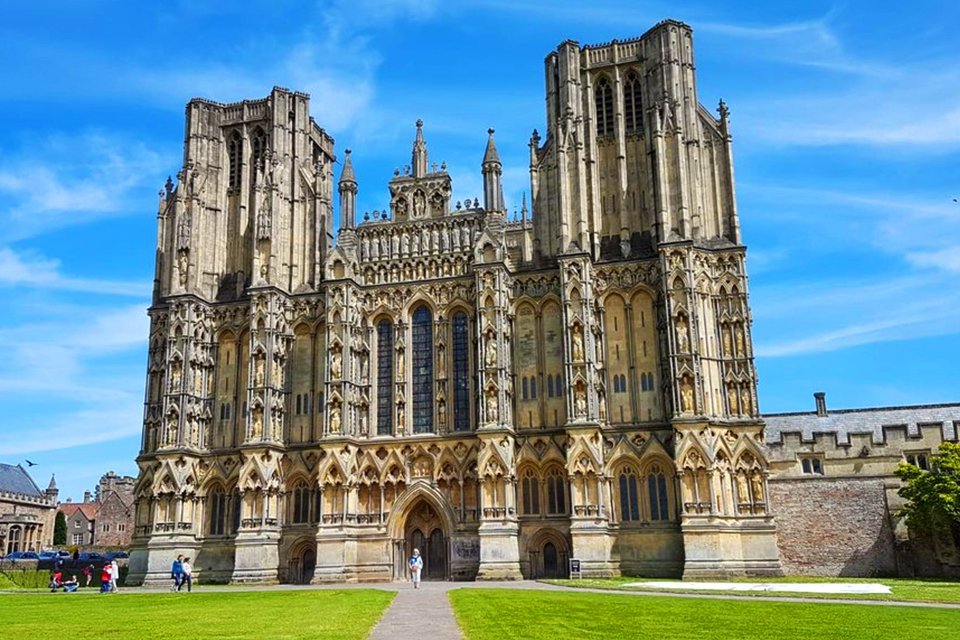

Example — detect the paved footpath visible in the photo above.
[368,582,462,640]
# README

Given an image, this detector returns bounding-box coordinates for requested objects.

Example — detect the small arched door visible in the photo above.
[300,547,316,584]
[543,542,559,577]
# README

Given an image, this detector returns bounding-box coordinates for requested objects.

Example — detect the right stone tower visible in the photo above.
[529,19,781,578]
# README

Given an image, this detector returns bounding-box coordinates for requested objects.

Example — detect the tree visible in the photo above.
[894,441,960,534]
[54,510,68,546]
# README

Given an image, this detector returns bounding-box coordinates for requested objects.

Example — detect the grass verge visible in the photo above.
[449,588,960,640]
[0,589,394,639]
[543,575,960,604]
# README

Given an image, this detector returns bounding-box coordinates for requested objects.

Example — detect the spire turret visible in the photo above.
[338,149,357,230]
[412,119,428,178]
[482,128,504,212]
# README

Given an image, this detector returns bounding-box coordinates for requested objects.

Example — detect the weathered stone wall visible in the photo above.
[768,477,897,577]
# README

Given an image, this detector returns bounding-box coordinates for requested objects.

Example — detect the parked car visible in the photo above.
[5,551,39,560]
[77,551,105,562]
[38,551,60,561]
[105,551,129,560]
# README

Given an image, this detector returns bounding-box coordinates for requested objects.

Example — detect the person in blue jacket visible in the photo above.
[171,554,184,591]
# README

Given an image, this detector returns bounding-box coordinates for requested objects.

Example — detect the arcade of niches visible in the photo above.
[128,19,784,586]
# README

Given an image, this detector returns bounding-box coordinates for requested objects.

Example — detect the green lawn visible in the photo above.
[544,575,960,604]
[0,589,394,639]
[449,588,960,640]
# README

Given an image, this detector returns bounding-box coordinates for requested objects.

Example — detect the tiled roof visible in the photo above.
[0,463,43,497]
[60,503,99,520]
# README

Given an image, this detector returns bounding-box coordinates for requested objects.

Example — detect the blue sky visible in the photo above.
[1,1,957,502]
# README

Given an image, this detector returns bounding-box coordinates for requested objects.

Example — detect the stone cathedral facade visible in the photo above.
[129,20,783,585]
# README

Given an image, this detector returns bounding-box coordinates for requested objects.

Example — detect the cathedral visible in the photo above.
[128,19,785,585]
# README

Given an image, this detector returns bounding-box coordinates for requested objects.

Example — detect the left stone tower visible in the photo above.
[130,88,335,585]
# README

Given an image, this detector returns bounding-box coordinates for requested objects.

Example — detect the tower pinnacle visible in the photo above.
[412,119,428,178]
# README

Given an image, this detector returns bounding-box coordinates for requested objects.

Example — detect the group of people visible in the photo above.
[170,554,194,592]
[48,559,120,594]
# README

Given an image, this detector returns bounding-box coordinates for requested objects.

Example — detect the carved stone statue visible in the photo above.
[722,326,732,356]
[750,473,764,503]
[177,252,189,286]
[438,343,446,372]
[572,326,584,361]
[740,387,752,415]
[680,378,694,413]
[193,370,203,396]
[736,472,750,504]
[675,316,689,353]
[170,360,182,390]
[329,405,341,434]
[331,350,342,380]
[485,388,498,422]
[735,325,745,355]
[396,400,405,433]
[254,355,265,386]
[484,336,497,367]
[166,414,178,446]
[727,385,739,415]
[598,392,607,422]
[574,388,587,417]
[252,407,263,439]
[414,191,426,218]
[397,348,405,378]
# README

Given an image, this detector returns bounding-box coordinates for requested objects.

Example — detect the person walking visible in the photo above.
[170,554,184,591]
[178,557,193,592]
[408,548,423,589]
[100,562,113,594]
[109,559,120,593]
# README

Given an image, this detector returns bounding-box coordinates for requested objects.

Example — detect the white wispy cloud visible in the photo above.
[0,404,144,456]
[0,247,150,296]
[0,132,169,242]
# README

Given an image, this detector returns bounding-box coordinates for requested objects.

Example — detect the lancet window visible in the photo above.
[208,488,228,535]
[291,480,311,524]
[228,132,242,191]
[521,468,541,515]
[618,466,640,521]
[624,71,643,135]
[376,320,393,436]
[595,77,614,138]
[452,311,470,431]
[545,467,567,515]
[411,306,434,433]
[647,464,670,521]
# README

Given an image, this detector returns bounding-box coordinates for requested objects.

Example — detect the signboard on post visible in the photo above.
[569,558,581,580]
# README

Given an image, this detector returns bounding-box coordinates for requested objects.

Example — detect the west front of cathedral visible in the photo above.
[129,20,784,585]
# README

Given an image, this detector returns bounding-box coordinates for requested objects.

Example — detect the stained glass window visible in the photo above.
[452,312,470,432]
[619,468,640,521]
[377,320,393,435]
[412,306,434,433]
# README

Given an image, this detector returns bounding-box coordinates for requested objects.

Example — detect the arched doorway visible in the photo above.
[403,500,448,580]
[287,541,317,584]
[528,530,570,579]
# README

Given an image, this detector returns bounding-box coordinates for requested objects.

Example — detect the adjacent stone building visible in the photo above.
[59,471,136,548]
[0,464,58,554]
[765,395,960,577]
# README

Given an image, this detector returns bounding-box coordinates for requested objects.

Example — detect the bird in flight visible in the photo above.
[25,460,38,467]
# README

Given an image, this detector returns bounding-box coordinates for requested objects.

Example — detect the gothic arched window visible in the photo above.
[545,467,567,515]
[547,375,554,398]
[452,311,470,432]
[376,320,393,436]
[595,77,614,138]
[619,467,640,522]
[411,306,434,433]
[530,377,538,399]
[228,132,242,191]
[647,464,670,521]
[521,468,540,515]
[624,71,643,135]
[555,374,564,396]
[522,377,529,400]
[208,488,228,536]
[251,127,266,172]
[292,480,311,524]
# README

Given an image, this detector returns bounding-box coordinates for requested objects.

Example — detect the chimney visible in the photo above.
[814,392,827,417]
[83,490,92,503]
